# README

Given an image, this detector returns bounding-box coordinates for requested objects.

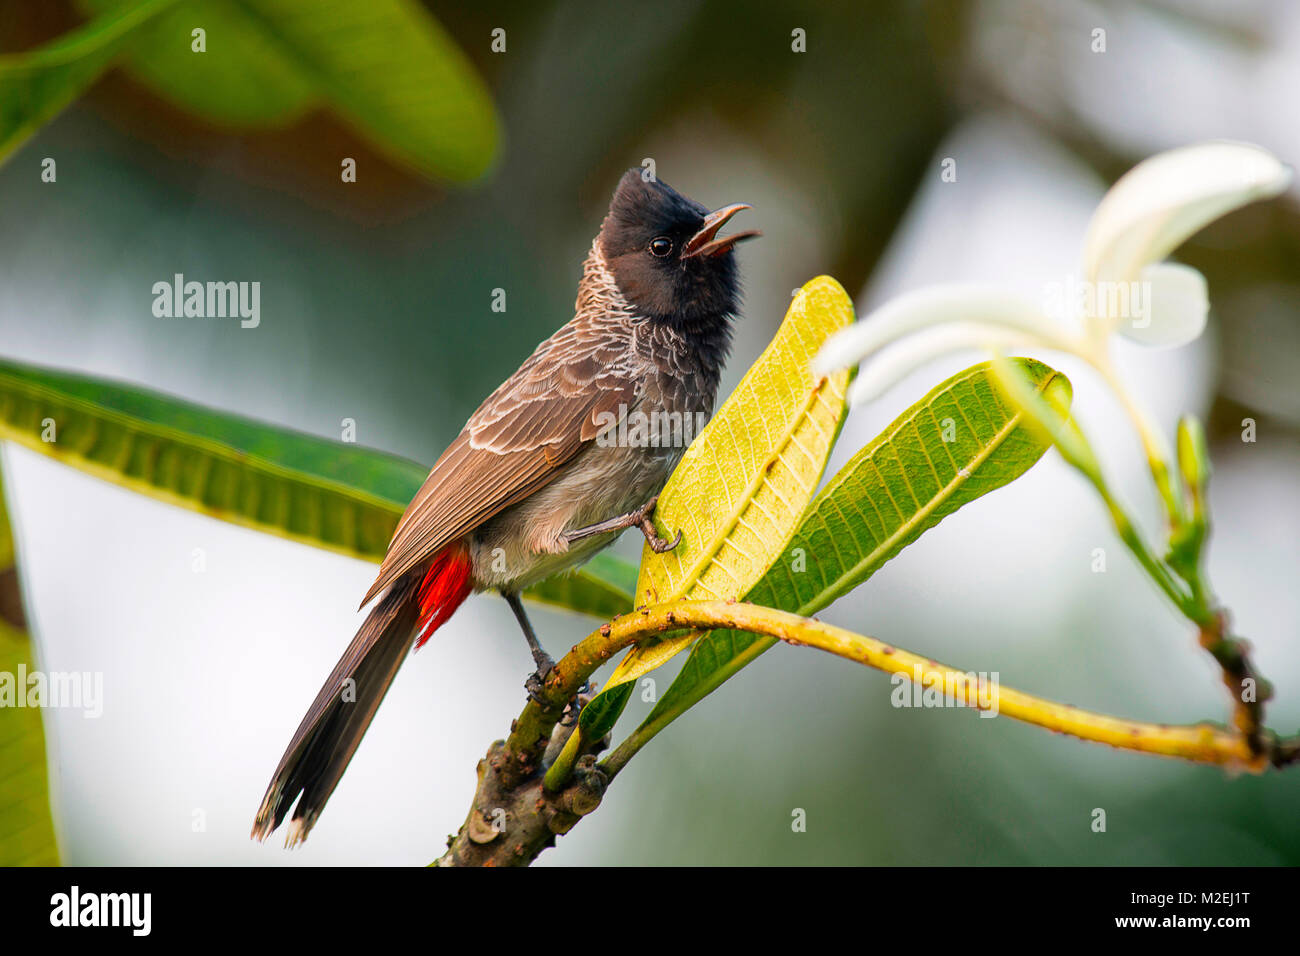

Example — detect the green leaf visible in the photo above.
[5,0,499,181]
[524,552,637,621]
[578,276,856,741]
[575,681,632,742]
[80,0,500,180]
[0,356,631,618]
[0,461,60,865]
[77,0,318,124]
[635,358,1072,744]
[1167,414,1209,579]
[0,0,179,164]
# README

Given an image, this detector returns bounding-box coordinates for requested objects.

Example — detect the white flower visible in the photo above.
[816,141,1291,405]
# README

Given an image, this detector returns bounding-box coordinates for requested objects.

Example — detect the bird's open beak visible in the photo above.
[681,203,761,259]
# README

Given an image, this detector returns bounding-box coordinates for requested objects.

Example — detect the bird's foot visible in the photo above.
[524,653,558,707]
[633,495,682,553]
[561,495,682,552]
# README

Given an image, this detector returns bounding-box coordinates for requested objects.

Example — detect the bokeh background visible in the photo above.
[1,0,1298,864]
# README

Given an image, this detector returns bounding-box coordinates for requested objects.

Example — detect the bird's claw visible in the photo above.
[635,495,682,553]
[525,671,550,707]
[648,528,683,553]
[525,653,557,707]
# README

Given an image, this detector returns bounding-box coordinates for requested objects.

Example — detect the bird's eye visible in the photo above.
[648,236,673,257]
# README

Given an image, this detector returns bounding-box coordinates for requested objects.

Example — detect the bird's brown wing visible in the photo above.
[359,318,637,607]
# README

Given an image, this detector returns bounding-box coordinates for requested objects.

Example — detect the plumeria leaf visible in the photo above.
[0,0,179,164]
[103,0,499,180]
[6,0,499,181]
[987,355,1099,481]
[576,276,856,740]
[630,359,1071,749]
[76,0,318,124]
[0,357,632,618]
[0,462,59,865]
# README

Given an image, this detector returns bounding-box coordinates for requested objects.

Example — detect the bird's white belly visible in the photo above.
[468,437,685,593]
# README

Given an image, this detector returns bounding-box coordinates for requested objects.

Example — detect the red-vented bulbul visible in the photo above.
[252,170,758,846]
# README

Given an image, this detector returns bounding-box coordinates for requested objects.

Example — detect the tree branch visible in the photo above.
[434,600,1297,866]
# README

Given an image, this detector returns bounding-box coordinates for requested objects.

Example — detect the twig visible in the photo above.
[434,600,1295,866]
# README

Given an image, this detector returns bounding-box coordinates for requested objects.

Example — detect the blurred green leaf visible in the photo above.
[0,461,59,865]
[82,0,500,179]
[78,0,318,124]
[631,359,1072,748]
[0,357,631,617]
[526,552,635,621]
[578,276,855,741]
[5,0,499,180]
[0,0,178,164]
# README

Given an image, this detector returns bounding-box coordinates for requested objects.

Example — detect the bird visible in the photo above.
[251,169,758,846]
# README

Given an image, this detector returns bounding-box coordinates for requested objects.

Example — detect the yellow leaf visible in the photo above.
[608,275,855,689]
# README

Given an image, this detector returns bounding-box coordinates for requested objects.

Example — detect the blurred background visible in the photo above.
[1,0,1297,865]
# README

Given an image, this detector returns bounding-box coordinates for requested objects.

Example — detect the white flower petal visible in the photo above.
[1083,141,1291,286]
[1115,262,1209,348]
[813,283,1065,376]
[847,322,1040,405]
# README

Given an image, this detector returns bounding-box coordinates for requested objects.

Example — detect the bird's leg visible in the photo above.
[503,591,556,705]
[562,494,683,554]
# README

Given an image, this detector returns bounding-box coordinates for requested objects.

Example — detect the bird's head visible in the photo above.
[598,169,759,330]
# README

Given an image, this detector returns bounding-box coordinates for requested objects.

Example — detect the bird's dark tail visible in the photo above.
[251,544,473,846]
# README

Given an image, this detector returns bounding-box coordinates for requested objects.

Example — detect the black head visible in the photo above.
[597,170,759,330]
